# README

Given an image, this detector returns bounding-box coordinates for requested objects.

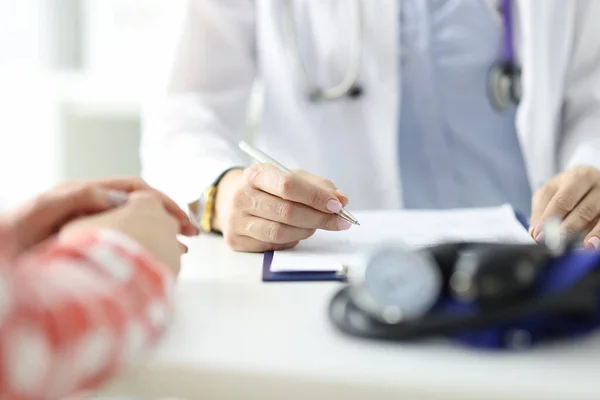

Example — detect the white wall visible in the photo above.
[0,0,185,208]
[0,72,63,208]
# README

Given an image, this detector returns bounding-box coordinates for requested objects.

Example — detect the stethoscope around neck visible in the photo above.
[282,0,522,110]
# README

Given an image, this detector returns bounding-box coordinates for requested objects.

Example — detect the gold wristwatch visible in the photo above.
[193,168,241,234]
[199,185,217,233]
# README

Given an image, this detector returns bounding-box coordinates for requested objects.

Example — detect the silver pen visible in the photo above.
[238,141,360,226]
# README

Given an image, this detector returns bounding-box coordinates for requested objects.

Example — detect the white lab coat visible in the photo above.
[140,0,600,212]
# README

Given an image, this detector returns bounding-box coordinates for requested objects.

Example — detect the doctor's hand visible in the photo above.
[212,164,350,252]
[530,166,600,248]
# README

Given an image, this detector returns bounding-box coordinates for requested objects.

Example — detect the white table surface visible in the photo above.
[101,234,600,400]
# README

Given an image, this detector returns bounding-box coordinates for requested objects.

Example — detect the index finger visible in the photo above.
[295,170,349,206]
[92,176,198,235]
[530,184,557,238]
[538,179,591,228]
[243,164,343,214]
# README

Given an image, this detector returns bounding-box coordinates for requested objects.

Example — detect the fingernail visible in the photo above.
[528,222,536,236]
[587,236,600,250]
[107,190,129,206]
[326,199,343,213]
[338,219,351,230]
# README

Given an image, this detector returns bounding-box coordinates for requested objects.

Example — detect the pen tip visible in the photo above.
[354,221,361,226]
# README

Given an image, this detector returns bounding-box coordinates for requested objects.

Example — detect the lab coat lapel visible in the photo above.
[361,0,403,207]
[515,0,574,191]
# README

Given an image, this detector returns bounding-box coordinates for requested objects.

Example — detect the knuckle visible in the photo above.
[224,234,241,250]
[322,179,336,189]
[242,164,262,185]
[533,186,550,202]
[309,188,324,209]
[561,223,580,236]
[576,202,599,224]
[266,223,285,243]
[276,202,293,221]
[276,175,294,197]
[232,189,253,211]
[574,166,598,181]
[554,195,576,213]
[71,185,97,203]
[242,215,257,233]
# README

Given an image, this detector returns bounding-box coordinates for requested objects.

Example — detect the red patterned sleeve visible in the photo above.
[0,228,175,400]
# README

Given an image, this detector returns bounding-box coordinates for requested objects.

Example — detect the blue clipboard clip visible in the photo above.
[262,209,530,283]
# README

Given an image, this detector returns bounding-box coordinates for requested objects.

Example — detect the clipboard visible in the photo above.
[261,208,530,283]
[262,251,348,282]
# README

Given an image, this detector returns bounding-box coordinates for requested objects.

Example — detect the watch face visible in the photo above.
[362,246,442,323]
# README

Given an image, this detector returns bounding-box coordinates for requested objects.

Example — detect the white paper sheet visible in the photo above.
[269,204,534,273]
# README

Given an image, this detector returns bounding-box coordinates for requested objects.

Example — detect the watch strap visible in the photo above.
[200,167,243,234]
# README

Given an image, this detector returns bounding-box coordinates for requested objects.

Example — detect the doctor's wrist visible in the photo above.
[212,168,244,233]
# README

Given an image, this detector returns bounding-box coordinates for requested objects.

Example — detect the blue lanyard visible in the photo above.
[501,0,515,64]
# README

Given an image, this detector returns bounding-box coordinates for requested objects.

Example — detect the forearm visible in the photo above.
[0,229,173,400]
[140,0,256,208]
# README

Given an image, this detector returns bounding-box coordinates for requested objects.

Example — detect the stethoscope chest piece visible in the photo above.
[349,245,442,324]
[488,62,522,111]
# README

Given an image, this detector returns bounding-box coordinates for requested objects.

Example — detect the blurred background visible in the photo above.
[0,0,186,208]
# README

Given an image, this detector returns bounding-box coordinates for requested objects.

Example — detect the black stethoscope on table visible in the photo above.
[328,220,600,349]
[283,0,521,110]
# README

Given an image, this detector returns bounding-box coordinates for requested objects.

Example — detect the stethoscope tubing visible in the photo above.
[282,0,518,104]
